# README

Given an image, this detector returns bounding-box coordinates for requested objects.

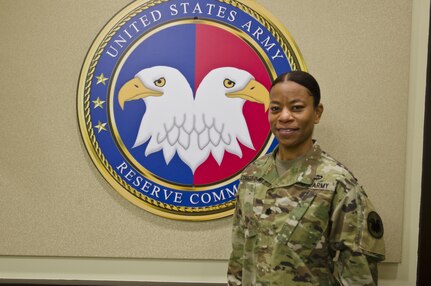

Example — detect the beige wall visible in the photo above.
[0,0,427,285]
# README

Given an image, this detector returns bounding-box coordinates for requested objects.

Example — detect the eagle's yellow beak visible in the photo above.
[118,78,163,110]
[225,79,269,111]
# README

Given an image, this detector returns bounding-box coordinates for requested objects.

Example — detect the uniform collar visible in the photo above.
[258,142,322,188]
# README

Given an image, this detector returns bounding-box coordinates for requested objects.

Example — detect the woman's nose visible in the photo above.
[279,108,293,121]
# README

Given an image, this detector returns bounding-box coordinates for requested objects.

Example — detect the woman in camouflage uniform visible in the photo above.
[227,71,385,286]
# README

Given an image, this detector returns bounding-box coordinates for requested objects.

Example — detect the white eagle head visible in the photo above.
[196,67,269,111]
[118,66,192,109]
[191,67,270,167]
[117,66,194,165]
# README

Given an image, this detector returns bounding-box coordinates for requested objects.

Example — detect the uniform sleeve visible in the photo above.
[330,183,385,285]
[227,192,245,286]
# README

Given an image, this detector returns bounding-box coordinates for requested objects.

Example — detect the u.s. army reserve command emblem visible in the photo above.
[77,0,305,220]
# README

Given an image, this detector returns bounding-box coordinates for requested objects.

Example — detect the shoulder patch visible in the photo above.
[367,211,384,239]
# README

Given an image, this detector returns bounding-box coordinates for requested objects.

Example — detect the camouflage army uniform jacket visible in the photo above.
[227,143,385,286]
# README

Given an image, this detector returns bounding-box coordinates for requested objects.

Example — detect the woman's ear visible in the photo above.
[314,103,324,124]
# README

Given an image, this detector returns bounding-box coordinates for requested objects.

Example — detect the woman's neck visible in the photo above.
[277,140,313,160]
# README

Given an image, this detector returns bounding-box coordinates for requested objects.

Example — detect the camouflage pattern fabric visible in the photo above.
[227,143,385,286]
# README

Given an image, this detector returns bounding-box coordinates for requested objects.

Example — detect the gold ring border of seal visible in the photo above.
[77,0,307,221]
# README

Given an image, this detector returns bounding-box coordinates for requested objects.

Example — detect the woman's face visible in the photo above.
[268,81,323,160]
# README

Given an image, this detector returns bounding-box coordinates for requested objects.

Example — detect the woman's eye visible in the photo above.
[292,105,304,111]
[223,78,235,88]
[270,106,279,112]
[154,77,166,87]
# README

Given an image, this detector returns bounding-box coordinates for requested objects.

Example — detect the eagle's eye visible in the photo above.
[154,77,166,87]
[223,78,235,88]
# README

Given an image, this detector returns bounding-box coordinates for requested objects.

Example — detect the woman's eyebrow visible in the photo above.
[289,98,305,104]
[269,100,281,104]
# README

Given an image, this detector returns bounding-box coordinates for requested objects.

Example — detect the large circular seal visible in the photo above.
[77,0,306,221]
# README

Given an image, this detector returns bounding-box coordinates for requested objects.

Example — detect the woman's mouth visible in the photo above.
[277,128,298,135]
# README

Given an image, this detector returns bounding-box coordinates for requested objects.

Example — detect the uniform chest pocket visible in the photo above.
[274,190,317,244]
[251,186,319,242]
[284,190,333,255]
[238,179,259,238]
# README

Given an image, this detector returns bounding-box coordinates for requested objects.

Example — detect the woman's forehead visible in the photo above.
[270,82,313,102]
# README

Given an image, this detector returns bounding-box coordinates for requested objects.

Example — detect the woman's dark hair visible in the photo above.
[271,71,321,107]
